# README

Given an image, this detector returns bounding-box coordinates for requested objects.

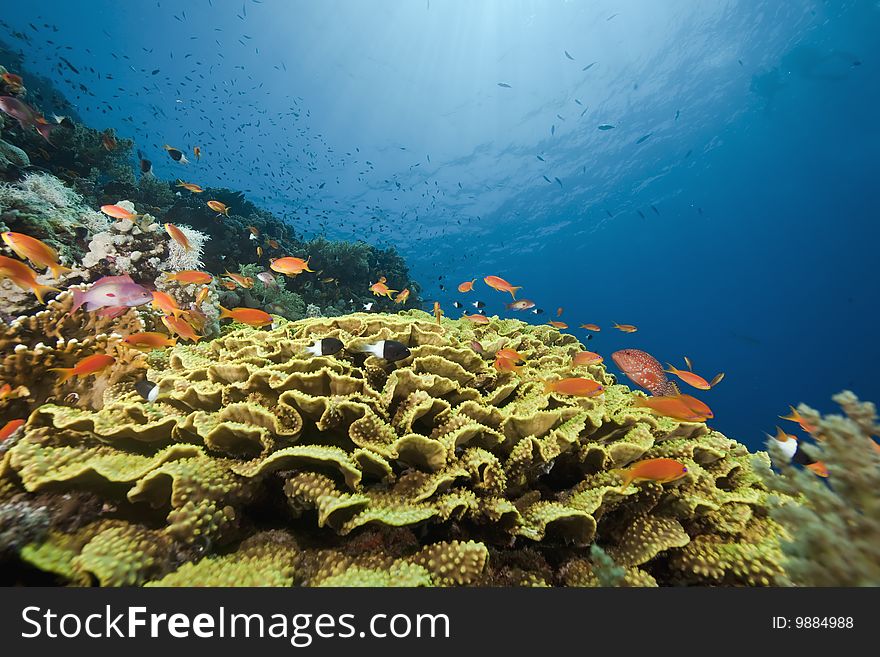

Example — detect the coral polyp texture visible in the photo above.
[0,311,790,586]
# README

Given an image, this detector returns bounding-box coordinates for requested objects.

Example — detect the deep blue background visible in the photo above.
[2,0,877,449]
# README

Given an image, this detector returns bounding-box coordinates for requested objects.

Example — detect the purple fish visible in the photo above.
[0,96,55,143]
[70,275,152,314]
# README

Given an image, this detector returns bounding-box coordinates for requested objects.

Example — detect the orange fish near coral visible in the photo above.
[665,357,724,391]
[176,180,204,193]
[394,288,410,304]
[164,223,192,251]
[51,354,115,384]
[543,377,604,398]
[195,286,211,306]
[614,458,689,488]
[548,321,568,329]
[613,323,638,333]
[100,204,139,220]
[207,200,230,216]
[496,348,526,363]
[458,279,476,293]
[572,351,603,366]
[124,332,177,350]
[151,290,184,317]
[779,406,817,433]
[463,313,490,324]
[368,276,397,298]
[433,301,444,325]
[165,270,213,285]
[2,232,72,279]
[0,254,58,304]
[219,306,273,328]
[580,324,601,332]
[633,394,714,422]
[483,275,521,300]
[0,419,25,442]
[161,315,202,342]
[271,257,314,277]
[494,356,523,373]
[223,271,254,289]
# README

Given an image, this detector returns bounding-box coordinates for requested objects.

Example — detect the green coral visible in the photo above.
[758,391,880,586]
[1,311,795,586]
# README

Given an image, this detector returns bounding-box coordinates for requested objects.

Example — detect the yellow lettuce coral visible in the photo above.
[1,310,791,586]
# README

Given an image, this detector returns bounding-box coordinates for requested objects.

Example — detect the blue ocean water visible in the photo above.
[2,0,877,449]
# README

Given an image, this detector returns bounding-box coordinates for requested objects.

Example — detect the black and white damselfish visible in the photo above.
[359,340,411,362]
[305,337,344,357]
[135,379,159,403]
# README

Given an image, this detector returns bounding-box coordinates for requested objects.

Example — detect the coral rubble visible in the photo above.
[0,312,791,586]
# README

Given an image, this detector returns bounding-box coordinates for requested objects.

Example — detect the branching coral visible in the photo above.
[758,391,880,586]
[0,311,791,586]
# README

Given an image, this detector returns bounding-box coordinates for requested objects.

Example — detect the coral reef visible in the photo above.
[0,312,790,586]
[0,288,147,420]
[758,392,880,586]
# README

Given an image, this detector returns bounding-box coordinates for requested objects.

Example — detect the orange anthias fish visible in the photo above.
[165,270,213,285]
[613,458,689,488]
[433,301,444,325]
[633,394,714,422]
[572,351,603,366]
[611,349,679,396]
[543,377,604,397]
[580,323,601,332]
[779,405,818,433]
[221,280,238,291]
[193,146,201,161]
[123,332,177,350]
[176,180,204,193]
[368,276,397,298]
[458,279,476,293]
[207,200,230,216]
[0,419,25,442]
[162,315,202,342]
[271,256,314,277]
[494,355,523,373]
[463,313,490,324]
[164,223,192,251]
[0,254,59,303]
[394,288,410,304]
[665,357,724,390]
[496,348,525,363]
[483,275,521,300]
[151,290,184,317]
[100,204,139,220]
[0,383,12,400]
[556,307,564,317]
[613,322,638,333]
[219,306,273,327]
[548,321,568,329]
[2,231,72,279]
[50,353,116,383]
[195,286,211,306]
[223,271,255,289]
